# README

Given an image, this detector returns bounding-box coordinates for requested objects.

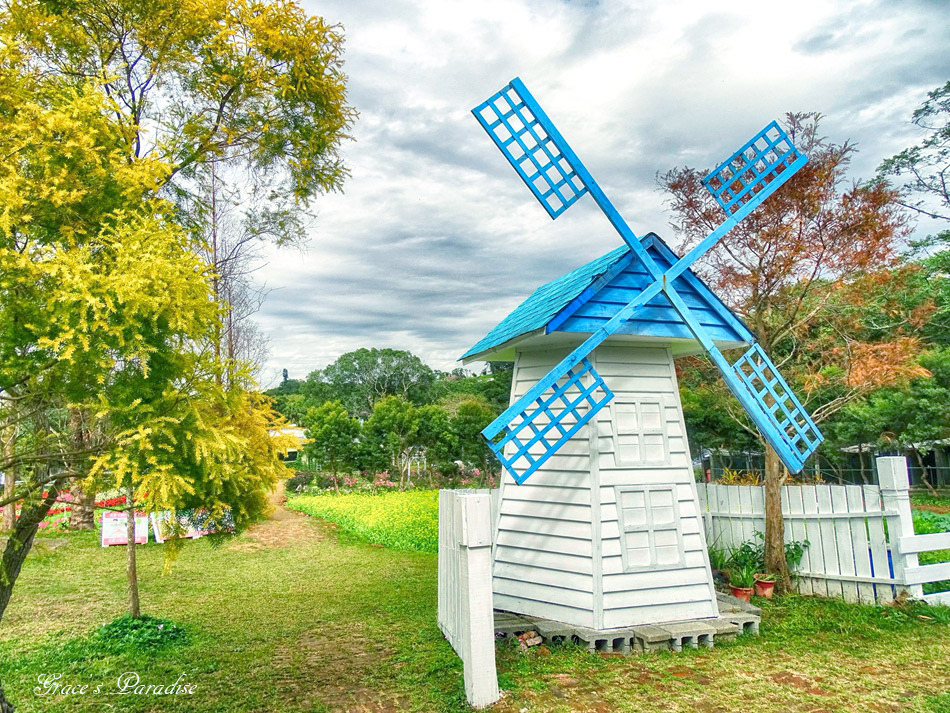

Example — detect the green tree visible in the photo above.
[270,378,304,396]
[481,362,515,413]
[879,80,950,226]
[416,404,457,480]
[677,356,760,458]
[268,393,311,425]
[914,245,950,346]
[363,396,421,486]
[452,397,497,483]
[5,0,356,239]
[307,349,436,417]
[0,0,354,703]
[429,362,514,416]
[266,377,310,424]
[826,348,950,491]
[2,0,356,540]
[303,401,360,491]
[429,368,481,404]
[299,372,337,410]
[0,77,289,623]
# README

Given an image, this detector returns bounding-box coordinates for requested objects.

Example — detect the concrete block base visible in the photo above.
[494,593,760,656]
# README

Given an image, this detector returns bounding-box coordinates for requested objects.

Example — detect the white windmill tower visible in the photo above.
[461,78,822,631]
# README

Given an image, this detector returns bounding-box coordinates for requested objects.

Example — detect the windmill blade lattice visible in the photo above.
[728,344,823,472]
[493,358,612,485]
[473,78,588,219]
[703,121,803,217]
[474,78,822,482]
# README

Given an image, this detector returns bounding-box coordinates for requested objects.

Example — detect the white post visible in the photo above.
[877,457,924,599]
[452,492,500,708]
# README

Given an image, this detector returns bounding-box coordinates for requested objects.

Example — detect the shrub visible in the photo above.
[913,511,950,595]
[725,533,809,575]
[707,543,730,571]
[717,467,761,485]
[95,615,187,652]
[728,539,764,572]
[914,510,950,534]
[284,471,315,493]
[729,562,757,589]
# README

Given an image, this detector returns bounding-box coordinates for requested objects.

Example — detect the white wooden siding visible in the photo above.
[594,345,718,625]
[493,342,718,630]
[493,345,596,628]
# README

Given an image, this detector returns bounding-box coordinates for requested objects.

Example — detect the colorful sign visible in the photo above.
[100,511,148,547]
[151,510,227,543]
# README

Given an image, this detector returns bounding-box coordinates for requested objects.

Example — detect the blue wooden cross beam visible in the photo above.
[473,78,822,484]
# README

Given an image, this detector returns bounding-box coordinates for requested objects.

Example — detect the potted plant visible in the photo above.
[753,572,776,598]
[707,543,730,580]
[729,563,756,602]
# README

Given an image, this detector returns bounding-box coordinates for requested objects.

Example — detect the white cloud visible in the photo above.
[254,0,950,387]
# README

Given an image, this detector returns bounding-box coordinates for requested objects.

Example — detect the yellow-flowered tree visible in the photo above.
[0,1,355,707]
[1,0,356,528]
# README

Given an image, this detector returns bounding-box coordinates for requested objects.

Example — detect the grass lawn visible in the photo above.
[0,494,948,712]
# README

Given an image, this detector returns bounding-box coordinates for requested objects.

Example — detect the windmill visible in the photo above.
[473,78,822,485]
[461,78,823,630]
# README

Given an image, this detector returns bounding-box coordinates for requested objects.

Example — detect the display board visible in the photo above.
[100,511,149,547]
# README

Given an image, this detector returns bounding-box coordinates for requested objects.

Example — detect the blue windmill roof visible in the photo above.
[460,244,629,361]
[460,233,753,362]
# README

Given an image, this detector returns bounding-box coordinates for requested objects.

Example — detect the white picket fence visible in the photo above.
[437,489,499,709]
[697,457,950,606]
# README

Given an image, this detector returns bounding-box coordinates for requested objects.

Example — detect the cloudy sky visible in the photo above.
[255,0,950,388]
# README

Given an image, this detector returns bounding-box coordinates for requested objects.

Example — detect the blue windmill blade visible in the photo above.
[702,121,807,220]
[661,282,822,474]
[483,276,670,484]
[704,342,823,475]
[487,357,613,485]
[472,77,589,219]
[727,345,823,472]
[475,79,819,482]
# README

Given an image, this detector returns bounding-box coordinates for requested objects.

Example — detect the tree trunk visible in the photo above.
[763,445,791,592]
[126,488,140,618]
[0,678,15,713]
[67,484,96,530]
[0,483,13,533]
[0,468,60,713]
[1,435,14,532]
[912,448,938,496]
[66,410,95,530]
[0,481,59,625]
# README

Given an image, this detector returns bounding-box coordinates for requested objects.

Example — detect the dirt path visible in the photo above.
[227,491,324,552]
[243,491,412,712]
[914,503,950,514]
[272,622,412,713]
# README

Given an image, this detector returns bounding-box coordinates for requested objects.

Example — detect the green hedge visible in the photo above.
[287,490,439,552]
[913,510,950,534]
[913,511,950,595]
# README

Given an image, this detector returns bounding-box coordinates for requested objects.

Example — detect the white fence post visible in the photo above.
[878,456,925,600]
[437,490,500,709]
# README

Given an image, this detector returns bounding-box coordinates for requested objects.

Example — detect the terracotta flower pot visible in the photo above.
[754,577,775,599]
[730,585,753,602]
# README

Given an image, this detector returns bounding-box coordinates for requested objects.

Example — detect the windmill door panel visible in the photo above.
[614,486,686,571]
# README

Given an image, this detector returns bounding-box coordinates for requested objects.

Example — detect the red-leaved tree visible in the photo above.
[661,113,925,588]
